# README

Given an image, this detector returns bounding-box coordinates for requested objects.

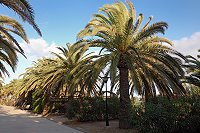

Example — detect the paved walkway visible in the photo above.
[0,105,83,133]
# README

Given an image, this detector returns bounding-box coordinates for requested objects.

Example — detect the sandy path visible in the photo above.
[0,105,83,133]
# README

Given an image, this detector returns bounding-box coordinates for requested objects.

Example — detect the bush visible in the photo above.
[65,99,80,119]
[77,96,119,121]
[32,97,45,113]
[47,96,119,121]
[107,96,119,119]
[78,97,105,121]
[32,90,45,114]
[131,96,200,133]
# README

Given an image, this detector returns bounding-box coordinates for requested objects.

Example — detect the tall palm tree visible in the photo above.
[78,1,186,128]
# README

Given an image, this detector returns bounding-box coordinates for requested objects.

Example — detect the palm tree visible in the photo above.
[0,0,41,78]
[17,43,99,113]
[18,58,51,96]
[17,58,53,111]
[0,78,23,105]
[183,51,200,87]
[0,15,29,77]
[0,0,42,36]
[78,1,186,128]
[0,77,3,88]
[41,42,99,97]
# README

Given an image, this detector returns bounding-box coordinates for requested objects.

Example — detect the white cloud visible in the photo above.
[173,32,200,58]
[20,38,60,61]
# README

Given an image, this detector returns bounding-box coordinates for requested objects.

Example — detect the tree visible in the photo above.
[183,51,200,87]
[41,42,99,97]
[0,0,41,36]
[0,79,22,105]
[17,43,99,113]
[78,1,186,128]
[17,58,54,111]
[0,0,41,78]
[0,15,28,77]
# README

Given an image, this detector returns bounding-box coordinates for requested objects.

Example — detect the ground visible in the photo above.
[0,105,137,133]
[65,120,138,133]
[46,114,138,133]
[0,105,82,133]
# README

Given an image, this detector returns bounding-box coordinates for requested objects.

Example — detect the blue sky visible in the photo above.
[1,0,200,83]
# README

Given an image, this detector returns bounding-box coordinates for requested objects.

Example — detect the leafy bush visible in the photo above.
[32,97,45,113]
[131,96,200,133]
[65,99,80,119]
[51,103,65,114]
[78,97,105,121]
[107,96,120,119]
[32,90,45,113]
[77,96,119,121]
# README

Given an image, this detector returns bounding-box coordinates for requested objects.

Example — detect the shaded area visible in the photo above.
[0,105,82,133]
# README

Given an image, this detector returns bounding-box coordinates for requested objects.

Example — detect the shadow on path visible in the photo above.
[0,105,83,133]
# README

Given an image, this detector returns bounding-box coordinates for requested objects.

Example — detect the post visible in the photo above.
[104,77,109,126]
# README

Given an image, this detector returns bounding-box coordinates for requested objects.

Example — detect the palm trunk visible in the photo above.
[117,54,132,129]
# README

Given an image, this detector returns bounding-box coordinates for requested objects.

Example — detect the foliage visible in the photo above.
[0,0,41,78]
[77,96,119,122]
[0,0,41,36]
[131,96,200,133]
[190,85,200,97]
[107,96,120,119]
[78,0,186,128]
[182,51,200,87]
[0,15,28,77]
[0,79,22,106]
[42,43,100,97]
[32,90,46,113]
[78,97,105,121]
[65,99,81,119]
[78,0,186,100]
[16,42,100,109]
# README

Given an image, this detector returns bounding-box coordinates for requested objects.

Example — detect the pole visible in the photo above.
[105,78,109,126]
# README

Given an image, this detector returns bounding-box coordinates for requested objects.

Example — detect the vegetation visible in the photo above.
[77,0,186,129]
[182,50,200,87]
[0,0,41,79]
[131,96,200,133]
[0,0,200,132]
[77,96,119,121]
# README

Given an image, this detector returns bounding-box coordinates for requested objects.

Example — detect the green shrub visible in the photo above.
[32,90,45,113]
[107,96,119,119]
[77,96,119,121]
[48,96,120,121]
[65,99,80,119]
[78,97,105,121]
[51,103,65,113]
[32,97,44,113]
[131,96,200,133]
